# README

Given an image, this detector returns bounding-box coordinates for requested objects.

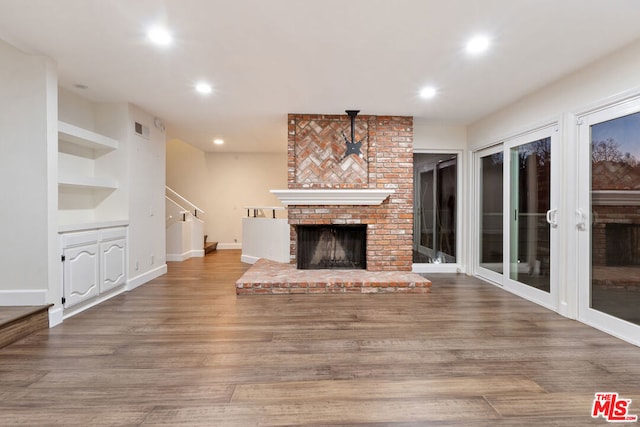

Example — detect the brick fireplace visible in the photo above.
[235,113,430,295]
[283,113,414,271]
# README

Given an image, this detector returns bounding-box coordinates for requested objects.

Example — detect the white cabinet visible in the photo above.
[61,226,127,309]
[100,228,127,293]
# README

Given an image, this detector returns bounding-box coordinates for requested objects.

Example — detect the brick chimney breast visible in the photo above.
[286,114,414,271]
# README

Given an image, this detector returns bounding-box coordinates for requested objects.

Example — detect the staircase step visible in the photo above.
[0,305,52,349]
[204,241,218,254]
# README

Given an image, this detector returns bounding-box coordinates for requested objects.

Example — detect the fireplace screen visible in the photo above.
[297,225,366,269]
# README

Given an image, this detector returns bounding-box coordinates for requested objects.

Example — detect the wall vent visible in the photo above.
[134,121,150,139]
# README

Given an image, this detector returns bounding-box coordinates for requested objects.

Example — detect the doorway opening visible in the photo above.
[413,153,458,265]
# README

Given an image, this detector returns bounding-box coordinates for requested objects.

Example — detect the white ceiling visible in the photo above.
[1,0,640,153]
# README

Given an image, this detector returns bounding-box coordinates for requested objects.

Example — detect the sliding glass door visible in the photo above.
[578,101,640,345]
[476,126,558,309]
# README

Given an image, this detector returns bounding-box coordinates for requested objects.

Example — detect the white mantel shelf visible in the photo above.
[270,189,395,206]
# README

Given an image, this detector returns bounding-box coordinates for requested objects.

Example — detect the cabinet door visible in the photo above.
[63,243,99,308]
[100,238,126,293]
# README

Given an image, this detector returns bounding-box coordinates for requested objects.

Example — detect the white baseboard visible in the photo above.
[48,306,64,327]
[191,249,205,257]
[167,249,205,261]
[0,289,47,306]
[62,286,127,320]
[217,243,242,250]
[126,264,167,291]
[166,251,190,261]
[412,263,462,274]
[240,254,259,264]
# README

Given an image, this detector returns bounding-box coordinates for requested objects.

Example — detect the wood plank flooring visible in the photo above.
[1,250,639,426]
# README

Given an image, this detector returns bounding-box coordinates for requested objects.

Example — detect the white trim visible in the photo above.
[472,143,505,279]
[468,116,563,152]
[0,289,47,305]
[240,254,260,264]
[270,189,394,206]
[412,263,462,274]
[48,306,63,327]
[126,264,167,291]
[573,87,640,119]
[217,243,242,250]
[166,249,204,262]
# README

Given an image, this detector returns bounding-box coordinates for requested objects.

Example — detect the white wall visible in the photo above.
[166,138,208,215]
[0,38,57,305]
[127,104,167,285]
[468,38,640,147]
[166,139,288,248]
[206,152,287,247]
[414,121,467,150]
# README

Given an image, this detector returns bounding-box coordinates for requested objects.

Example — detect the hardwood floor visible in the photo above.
[1,250,639,426]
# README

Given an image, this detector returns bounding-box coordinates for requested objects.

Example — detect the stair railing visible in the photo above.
[165,186,206,218]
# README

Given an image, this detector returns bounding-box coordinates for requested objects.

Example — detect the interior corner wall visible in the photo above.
[0,38,57,304]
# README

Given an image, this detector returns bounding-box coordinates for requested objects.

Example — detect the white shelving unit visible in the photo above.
[58,121,118,152]
[57,119,125,228]
[58,120,119,190]
[57,119,129,312]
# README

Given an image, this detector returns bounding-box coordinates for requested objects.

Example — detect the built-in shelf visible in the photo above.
[270,189,395,206]
[58,119,123,226]
[58,121,118,153]
[58,174,118,190]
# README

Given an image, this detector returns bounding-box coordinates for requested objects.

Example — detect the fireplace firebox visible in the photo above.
[296,225,367,270]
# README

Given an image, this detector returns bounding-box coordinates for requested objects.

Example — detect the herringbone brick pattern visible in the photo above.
[294,118,368,186]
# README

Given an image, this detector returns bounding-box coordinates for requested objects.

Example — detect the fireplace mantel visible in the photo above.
[270,189,394,206]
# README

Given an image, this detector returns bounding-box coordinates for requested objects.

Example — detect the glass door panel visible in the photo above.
[418,169,434,258]
[437,159,456,262]
[479,151,504,274]
[504,127,557,310]
[589,111,640,326]
[509,138,552,293]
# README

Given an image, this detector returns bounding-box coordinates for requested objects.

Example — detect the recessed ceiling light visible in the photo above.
[147,26,172,46]
[419,86,437,99]
[73,83,88,90]
[195,82,212,94]
[466,35,490,55]
[213,138,224,145]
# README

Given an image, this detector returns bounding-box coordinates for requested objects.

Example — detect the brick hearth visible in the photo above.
[236,259,431,295]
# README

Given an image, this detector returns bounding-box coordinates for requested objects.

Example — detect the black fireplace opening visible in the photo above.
[297,224,367,270]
